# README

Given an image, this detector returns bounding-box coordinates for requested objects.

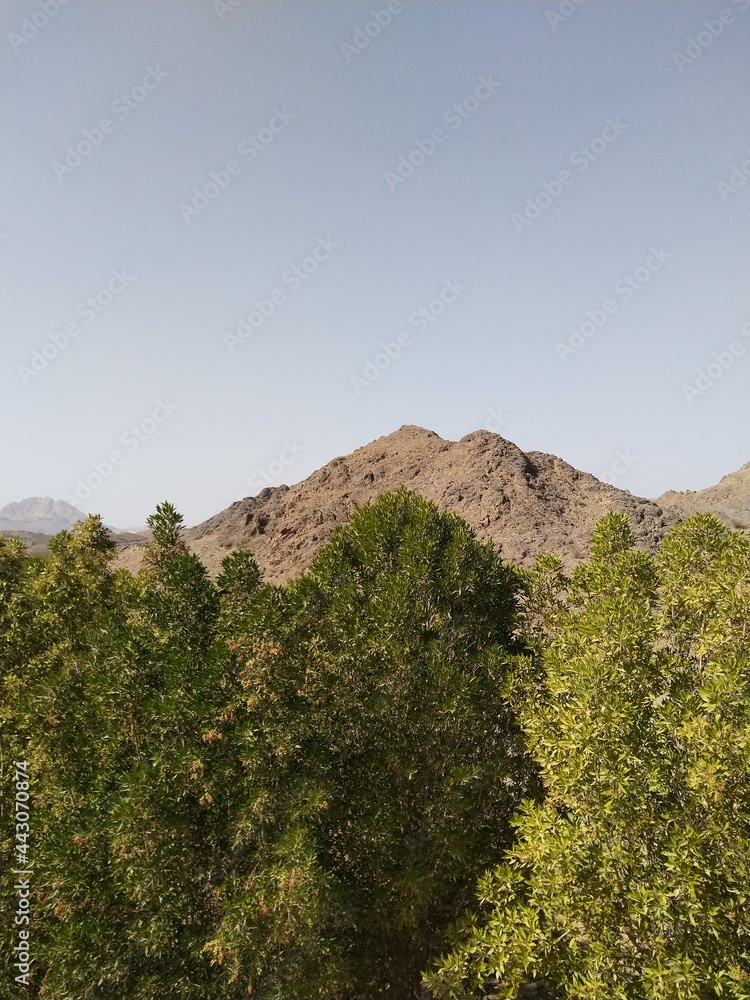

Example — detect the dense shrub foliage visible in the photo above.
[425,513,750,999]
[1,494,748,999]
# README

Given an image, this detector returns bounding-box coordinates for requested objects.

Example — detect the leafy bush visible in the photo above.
[1,492,536,999]
[207,488,537,998]
[425,514,750,1000]
[2,500,747,999]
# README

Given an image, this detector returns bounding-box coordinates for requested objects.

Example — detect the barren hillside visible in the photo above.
[658,462,750,531]
[115,425,679,583]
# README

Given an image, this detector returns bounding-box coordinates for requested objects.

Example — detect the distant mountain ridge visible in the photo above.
[0,496,147,552]
[0,496,88,535]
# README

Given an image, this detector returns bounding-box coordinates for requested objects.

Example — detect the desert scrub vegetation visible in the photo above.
[1,494,748,999]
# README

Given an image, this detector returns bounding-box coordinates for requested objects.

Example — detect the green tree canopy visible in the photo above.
[425,513,750,1000]
[205,488,539,999]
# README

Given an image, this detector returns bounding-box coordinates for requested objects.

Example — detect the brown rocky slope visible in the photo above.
[658,462,750,532]
[115,425,680,583]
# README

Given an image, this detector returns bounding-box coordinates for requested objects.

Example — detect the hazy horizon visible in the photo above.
[2,0,748,528]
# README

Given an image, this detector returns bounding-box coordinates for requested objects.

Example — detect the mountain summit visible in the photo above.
[115,425,679,582]
[0,496,88,535]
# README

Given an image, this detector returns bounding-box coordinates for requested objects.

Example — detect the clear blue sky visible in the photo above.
[2,0,748,528]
